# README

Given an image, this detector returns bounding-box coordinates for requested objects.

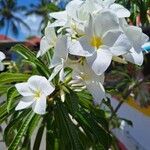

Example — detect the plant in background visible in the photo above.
[0,0,149,149]
[116,0,150,26]
[0,0,30,37]
[26,0,60,31]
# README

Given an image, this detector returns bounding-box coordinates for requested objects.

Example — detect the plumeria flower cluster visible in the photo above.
[15,0,149,114]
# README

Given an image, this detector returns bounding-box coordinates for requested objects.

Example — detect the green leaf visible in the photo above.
[0,102,16,124]
[47,3,60,12]
[27,114,42,137]
[7,86,20,112]
[77,90,93,109]
[8,111,35,150]
[33,120,45,150]
[90,108,109,130]
[55,101,84,150]
[4,110,31,146]
[0,85,10,94]
[46,114,55,150]
[11,44,51,78]
[0,103,7,116]
[75,109,112,149]
[0,72,30,84]
[65,89,79,115]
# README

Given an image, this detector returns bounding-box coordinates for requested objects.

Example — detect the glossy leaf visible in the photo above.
[8,111,35,150]
[11,44,51,78]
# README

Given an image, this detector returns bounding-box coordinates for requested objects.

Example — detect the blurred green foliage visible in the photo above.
[116,0,150,26]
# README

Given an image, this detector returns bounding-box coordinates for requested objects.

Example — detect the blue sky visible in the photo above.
[17,0,40,6]
[0,0,47,41]
[0,0,69,41]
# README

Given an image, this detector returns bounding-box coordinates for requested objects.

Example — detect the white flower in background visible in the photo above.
[37,22,57,57]
[49,0,101,34]
[49,0,85,34]
[0,51,6,71]
[99,0,130,18]
[72,62,106,105]
[15,75,55,114]
[69,10,131,75]
[49,0,130,30]
[66,0,98,22]
[49,36,69,81]
[120,19,149,65]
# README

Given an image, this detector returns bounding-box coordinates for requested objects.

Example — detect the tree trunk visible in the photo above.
[5,20,10,39]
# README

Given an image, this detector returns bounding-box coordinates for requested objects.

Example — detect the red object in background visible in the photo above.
[136,14,141,27]
[0,34,14,41]
[117,139,128,150]
[25,36,41,47]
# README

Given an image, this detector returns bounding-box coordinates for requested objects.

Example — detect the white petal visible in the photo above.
[123,48,144,66]
[49,64,63,81]
[85,81,105,105]
[141,33,149,46]
[76,61,105,84]
[15,97,34,111]
[110,34,132,56]
[0,51,6,61]
[49,20,67,28]
[87,49,112,75]
[32,94,47,114]
[69,37,94,57]
[66,0,83,18]
[95,10,119,37]
[75,0,100,21]
[38,36,51,57]
[50,36,68,68]
[28,75,55,96]
[85,14,94,37]
[0,62,4,71]
[59,68,65,82]
[110,4,130,18]
[59,60,65,81]
[102,30,122,47]
[124,26,148,53]
[45,25,57,45]
[15,83,33,96]
[49,11,67,20]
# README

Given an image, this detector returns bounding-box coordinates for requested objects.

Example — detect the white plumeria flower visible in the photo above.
[49,0,130,29]
[66,0,99,22]
[0,51,6,71]
[37,22,57,57]
[120,19,149,65]
[69,10,131,75]
[72,62,106,105]
[49,11,68,28]
[49,1,85,34]
[15,75,55,114]
[99,0,130,18]
[71,0,130,21]
[49,36,69,81]
[49,0,101,34]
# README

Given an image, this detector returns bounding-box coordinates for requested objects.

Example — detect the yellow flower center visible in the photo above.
[90,36,103,49]
[34,90,41,100]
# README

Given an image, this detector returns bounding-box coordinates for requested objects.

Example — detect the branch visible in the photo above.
[109,74,150,121]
